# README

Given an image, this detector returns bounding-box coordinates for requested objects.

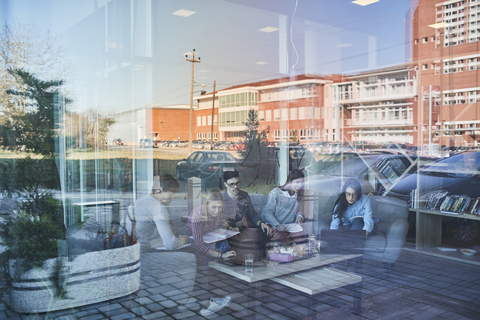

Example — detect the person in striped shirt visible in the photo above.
[186,189,237,259]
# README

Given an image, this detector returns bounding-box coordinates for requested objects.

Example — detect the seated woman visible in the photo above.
[186,189,237,259]
[330,178,378,236]
[260,169,305,232]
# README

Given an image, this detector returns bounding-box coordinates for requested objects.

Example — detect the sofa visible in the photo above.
[250,193,409,272]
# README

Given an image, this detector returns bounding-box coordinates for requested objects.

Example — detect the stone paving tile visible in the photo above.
[142,310,168,319]
[78,314,105,320]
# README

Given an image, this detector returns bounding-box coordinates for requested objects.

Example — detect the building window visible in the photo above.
[423,37,428,43]
[213,132,218,140]
[423,64,428,70]
[299,107,306,119]
[259,110,264,121]
[414,39,419,45]
[290,108,297,120]
[274,130,280,141]
[208,115,212,126]
[281,108,288,120]
[265,110,271,121]
[202,133,206,140]
[274,109,280,121]
[208,132,211,139]
[202,116,207,126]
[197,116,201,126]
[214,115,217,125]
[197,133,201,140]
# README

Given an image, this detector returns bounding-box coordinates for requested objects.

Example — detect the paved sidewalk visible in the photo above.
[1,245,480,320]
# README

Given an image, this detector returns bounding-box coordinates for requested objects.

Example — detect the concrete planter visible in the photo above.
[9,243,140,313]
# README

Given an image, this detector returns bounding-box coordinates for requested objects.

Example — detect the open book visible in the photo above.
[191,228,240,244]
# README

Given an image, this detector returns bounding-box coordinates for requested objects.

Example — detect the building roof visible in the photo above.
[195,74,329,100]
[345,63,412,79]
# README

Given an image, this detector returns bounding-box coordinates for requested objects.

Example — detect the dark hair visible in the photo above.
[223,170,239,182]
[160,174,180,192]
[280,169,304,191]
[332,178,362,225]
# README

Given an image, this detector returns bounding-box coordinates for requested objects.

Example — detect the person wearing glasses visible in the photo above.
[260,169,305,232]
[222,170,273,236]
[330,178,378,236]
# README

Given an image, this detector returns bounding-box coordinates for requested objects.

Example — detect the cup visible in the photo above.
[245,253,254,273]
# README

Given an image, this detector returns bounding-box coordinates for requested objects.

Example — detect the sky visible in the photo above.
[1,0,412,113]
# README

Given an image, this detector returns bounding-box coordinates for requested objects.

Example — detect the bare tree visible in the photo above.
[65,108,116,149]
[0,20,68,117]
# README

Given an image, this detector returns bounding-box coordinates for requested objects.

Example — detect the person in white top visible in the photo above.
[129,174,189,253]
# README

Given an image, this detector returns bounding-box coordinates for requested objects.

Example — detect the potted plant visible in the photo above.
[0,70,139,313]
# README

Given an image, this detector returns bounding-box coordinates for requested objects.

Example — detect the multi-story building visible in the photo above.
[194,74,332,143]
[412,0,480,146]
[335,65,418,145]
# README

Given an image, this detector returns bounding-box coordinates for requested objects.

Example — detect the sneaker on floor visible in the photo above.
[200,295,231,316]
[178,297,200,311]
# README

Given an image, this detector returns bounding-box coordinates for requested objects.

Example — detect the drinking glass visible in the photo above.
[245,253,254,273]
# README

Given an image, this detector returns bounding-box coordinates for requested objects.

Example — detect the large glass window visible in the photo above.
[2,1,479,318]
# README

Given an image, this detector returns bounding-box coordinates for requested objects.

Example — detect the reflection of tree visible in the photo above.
[1,69,65,155]
[238,109,272,186]
[65,109,116,149]
[0,21,67,118]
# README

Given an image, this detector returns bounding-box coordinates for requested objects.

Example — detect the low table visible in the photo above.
[209,253,363,297]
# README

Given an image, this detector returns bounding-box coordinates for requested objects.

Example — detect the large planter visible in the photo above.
[9,243,140,313]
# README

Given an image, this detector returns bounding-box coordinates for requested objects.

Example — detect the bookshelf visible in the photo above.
[409,190,480,249]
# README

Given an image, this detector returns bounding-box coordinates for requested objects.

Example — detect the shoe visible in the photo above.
[200,295,231,316]
[178,297,199,311]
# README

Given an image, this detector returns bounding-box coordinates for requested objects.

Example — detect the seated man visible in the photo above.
[129,174,189,253]
[222,170,272,236]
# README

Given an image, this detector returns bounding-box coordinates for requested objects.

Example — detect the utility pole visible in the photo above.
[186,49,201,153]
[210,81,216,151]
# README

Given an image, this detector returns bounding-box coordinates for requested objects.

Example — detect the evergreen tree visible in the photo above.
[238,109,271,186]
[2,69,65,156]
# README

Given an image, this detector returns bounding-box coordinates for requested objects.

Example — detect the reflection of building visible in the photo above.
[194,75,332,143]
[110,104,191,144]
[412,0,480,146]
[335,65,417,144]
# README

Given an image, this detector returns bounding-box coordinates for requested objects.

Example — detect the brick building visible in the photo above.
[411,0,480,146]
[109,104,191,144]
[194,74,332,143]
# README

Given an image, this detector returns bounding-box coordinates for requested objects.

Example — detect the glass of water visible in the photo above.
[245,253,254,273]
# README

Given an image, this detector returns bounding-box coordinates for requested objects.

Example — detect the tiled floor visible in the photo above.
[2,246,480,320]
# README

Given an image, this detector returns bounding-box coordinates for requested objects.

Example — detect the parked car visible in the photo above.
[229,142,245,151]
[204,141,214,150]
[176,141,189,148]
[176,151,240,188]
[139,139,156,148]
[192,141,206,149]
[384,152,480,245]
[315,152,362,173]
[112,139,123,146]
[157,140,172,147]
[169,141,181,148]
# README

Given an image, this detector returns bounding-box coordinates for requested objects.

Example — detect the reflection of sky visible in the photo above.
[4,0,410,113]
